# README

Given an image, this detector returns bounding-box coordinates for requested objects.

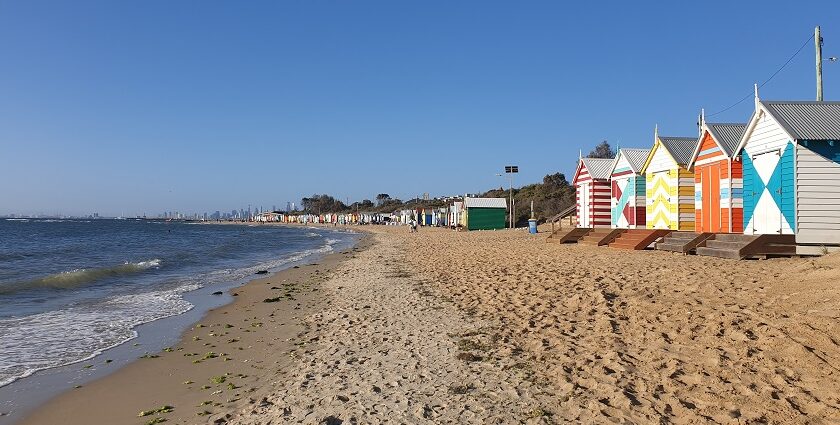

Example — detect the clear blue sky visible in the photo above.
[2,1,839,216]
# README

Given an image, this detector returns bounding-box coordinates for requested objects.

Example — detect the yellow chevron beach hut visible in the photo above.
[640,127,698,231]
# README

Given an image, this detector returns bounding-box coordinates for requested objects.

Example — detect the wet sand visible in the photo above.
[18,235,367,425]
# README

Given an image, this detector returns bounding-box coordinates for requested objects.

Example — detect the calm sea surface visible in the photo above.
[0,219,357,387]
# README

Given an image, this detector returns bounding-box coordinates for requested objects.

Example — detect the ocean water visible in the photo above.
[0,219,357,388]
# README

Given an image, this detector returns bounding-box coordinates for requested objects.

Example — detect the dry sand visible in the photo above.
[393,227,840,424]
[226,228,557,425]
[19,225,840,424]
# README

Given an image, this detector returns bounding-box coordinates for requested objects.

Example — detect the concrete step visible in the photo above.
[704,240,747,250]
[713,233,758,243]
[663,231,697,238]
[612,242,655,250]
[660,235,695,243]
[656,243,686,252]
[755,243,798,256]
[695,247,742,259]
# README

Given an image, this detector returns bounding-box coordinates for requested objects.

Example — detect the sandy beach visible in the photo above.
[18,225,840,424]
[17,232,366,425]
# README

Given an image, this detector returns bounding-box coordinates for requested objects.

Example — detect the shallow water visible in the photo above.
[0,219,356,388]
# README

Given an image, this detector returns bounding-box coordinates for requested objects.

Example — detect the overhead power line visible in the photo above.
[707,32,815,118]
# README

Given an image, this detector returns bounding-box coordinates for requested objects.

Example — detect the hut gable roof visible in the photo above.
[580,158,614,180]
[736,100,840,154]
[464,197,507,209]
[761,101,840,141]
[658,136,698,165]
[612,148,651,174]
[572,157,613,185]
[641,134,697,174]
[707,123,747,156]
[688,123,746,169]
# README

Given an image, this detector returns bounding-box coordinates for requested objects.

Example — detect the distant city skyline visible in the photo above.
[2,1,839,217]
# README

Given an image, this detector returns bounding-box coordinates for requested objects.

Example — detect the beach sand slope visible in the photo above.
[395,227,840,423]
[229,231,557,424]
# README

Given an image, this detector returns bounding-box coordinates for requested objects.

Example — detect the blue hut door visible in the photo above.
[751,150,782,234]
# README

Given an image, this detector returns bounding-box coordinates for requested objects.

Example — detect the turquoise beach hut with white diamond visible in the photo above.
[735,93,840,254]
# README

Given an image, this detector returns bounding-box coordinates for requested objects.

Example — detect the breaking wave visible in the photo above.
[0,260,162,295]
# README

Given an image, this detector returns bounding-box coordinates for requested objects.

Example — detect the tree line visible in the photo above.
[296,141,615,225]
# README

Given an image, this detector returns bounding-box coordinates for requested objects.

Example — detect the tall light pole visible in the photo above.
[504,165,519,228]
[817,25,824,101]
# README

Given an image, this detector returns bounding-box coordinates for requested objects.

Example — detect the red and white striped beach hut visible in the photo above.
[572,157,613,228]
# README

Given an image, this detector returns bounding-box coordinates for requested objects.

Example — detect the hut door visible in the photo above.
[751,150,783,234]
[705,163,722,232]
[701,167,710,231]
[580,183,591,227]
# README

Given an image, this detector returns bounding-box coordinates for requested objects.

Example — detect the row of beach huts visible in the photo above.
[252,197,510,231]
[556,95,840,259]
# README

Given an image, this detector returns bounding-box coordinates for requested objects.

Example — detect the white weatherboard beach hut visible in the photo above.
[610,148,650,229]
[450,201,463,228]
[735,96,840,254]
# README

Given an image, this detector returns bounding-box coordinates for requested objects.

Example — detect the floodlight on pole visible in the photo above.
[504,165,519,228]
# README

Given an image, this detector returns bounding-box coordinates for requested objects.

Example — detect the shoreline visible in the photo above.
[4,230,366,425]
[9,225,840,423]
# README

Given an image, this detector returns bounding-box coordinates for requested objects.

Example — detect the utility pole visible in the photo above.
[817,25,824,101]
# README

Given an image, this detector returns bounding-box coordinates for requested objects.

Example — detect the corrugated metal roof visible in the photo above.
[762,100,840,141]
[464,197,507,209]
[706,123,746,156]
[619,148,651,173]
[658,136,698,165]
[580,157,613,180]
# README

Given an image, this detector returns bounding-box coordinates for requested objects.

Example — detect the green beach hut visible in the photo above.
[463,197,507,230]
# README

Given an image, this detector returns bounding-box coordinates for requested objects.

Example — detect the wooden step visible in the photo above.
[578,229,626,246]
[547,227,592,244]
[609,229,671,250]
